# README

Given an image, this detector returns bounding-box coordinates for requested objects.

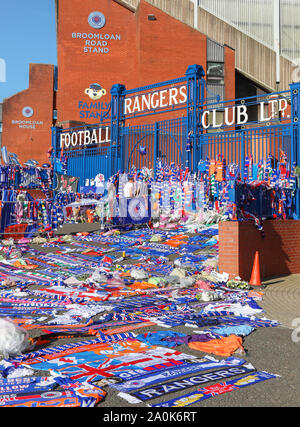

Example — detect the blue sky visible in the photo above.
[0,0,57,103]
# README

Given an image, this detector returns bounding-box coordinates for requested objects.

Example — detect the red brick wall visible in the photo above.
[56,0,137,124]
[137,1,206,85]
[219,220,300,280]
[56,0,232,125]
[2,0,236,164]
[2,64,55,165]
[224,45,235,102]
[218,221,240,278]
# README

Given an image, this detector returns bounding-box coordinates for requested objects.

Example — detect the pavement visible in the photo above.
[96,275,300,409]
[3,225,300,410]
[260,274,300,329]
[105,274,300,409]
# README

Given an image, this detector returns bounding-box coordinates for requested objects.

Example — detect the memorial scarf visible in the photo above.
[150,371,280,407]
[118,364,255,402]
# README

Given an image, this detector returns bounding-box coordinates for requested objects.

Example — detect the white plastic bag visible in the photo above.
[0,318,30,358]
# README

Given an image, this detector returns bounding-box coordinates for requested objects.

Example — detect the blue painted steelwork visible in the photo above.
[66,146,113,187]
[120,77,187,121]
[51,124,113,188]
[122,116,187,172]
[290,82,300,218]
[53,66,58,92]
[117,64,205,172]
[186,64,206,172]
[51,67,300,220]
[199,124,292,169]
[196,82,298,168]
[110,84,126,173]
[51,65,206,183]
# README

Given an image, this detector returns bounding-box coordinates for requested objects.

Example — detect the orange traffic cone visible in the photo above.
[249,251,262,286]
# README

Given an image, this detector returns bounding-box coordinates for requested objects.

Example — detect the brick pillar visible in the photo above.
[219,219,300,281]
[218,221,240,279]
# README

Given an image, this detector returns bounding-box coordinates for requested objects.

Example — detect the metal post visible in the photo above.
[290,82,300,166]
[185,64,206,172]
[110,84,126,176]
[83,148,86,186]
[51,126,57,159]
[241,130,245,179]
[274,0,281,87]
[193,0,198,29]
[290,82,300,218]
[119,124,124,173]
[198,76,206,165]
[153,121,159,179]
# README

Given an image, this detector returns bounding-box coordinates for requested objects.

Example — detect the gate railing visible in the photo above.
[196,83,300,170]
[51,122,113,187]
[110,64,206,174]
[51,66,300,197]
[121,116,188,173]
[199,123,293,173]
[65,146,114,187]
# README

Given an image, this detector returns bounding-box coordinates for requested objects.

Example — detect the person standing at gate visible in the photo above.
[120,175,135,223]
[123,176,135,198]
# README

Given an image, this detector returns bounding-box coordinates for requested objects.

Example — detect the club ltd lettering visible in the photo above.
[202,98,289,129]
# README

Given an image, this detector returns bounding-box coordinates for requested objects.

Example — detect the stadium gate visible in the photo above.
[51,64,300,216]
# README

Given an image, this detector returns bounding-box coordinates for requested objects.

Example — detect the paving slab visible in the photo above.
[260,275,300,329]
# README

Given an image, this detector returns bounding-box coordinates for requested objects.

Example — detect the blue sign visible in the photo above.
[88,11,106,29]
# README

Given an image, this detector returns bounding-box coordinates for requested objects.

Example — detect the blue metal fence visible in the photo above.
[66,146,114,187]
[51,65,300,199]
[202,84,300,165]
[51,124,113,188]
[121,116,187,172]
[200,123,293,172]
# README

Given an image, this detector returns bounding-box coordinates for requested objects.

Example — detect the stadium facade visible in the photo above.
[1,0,298,164]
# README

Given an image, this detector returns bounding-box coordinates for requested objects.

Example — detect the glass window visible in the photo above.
[207,62,224,77]
[207,62,224,85]
[207,76,224,85]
